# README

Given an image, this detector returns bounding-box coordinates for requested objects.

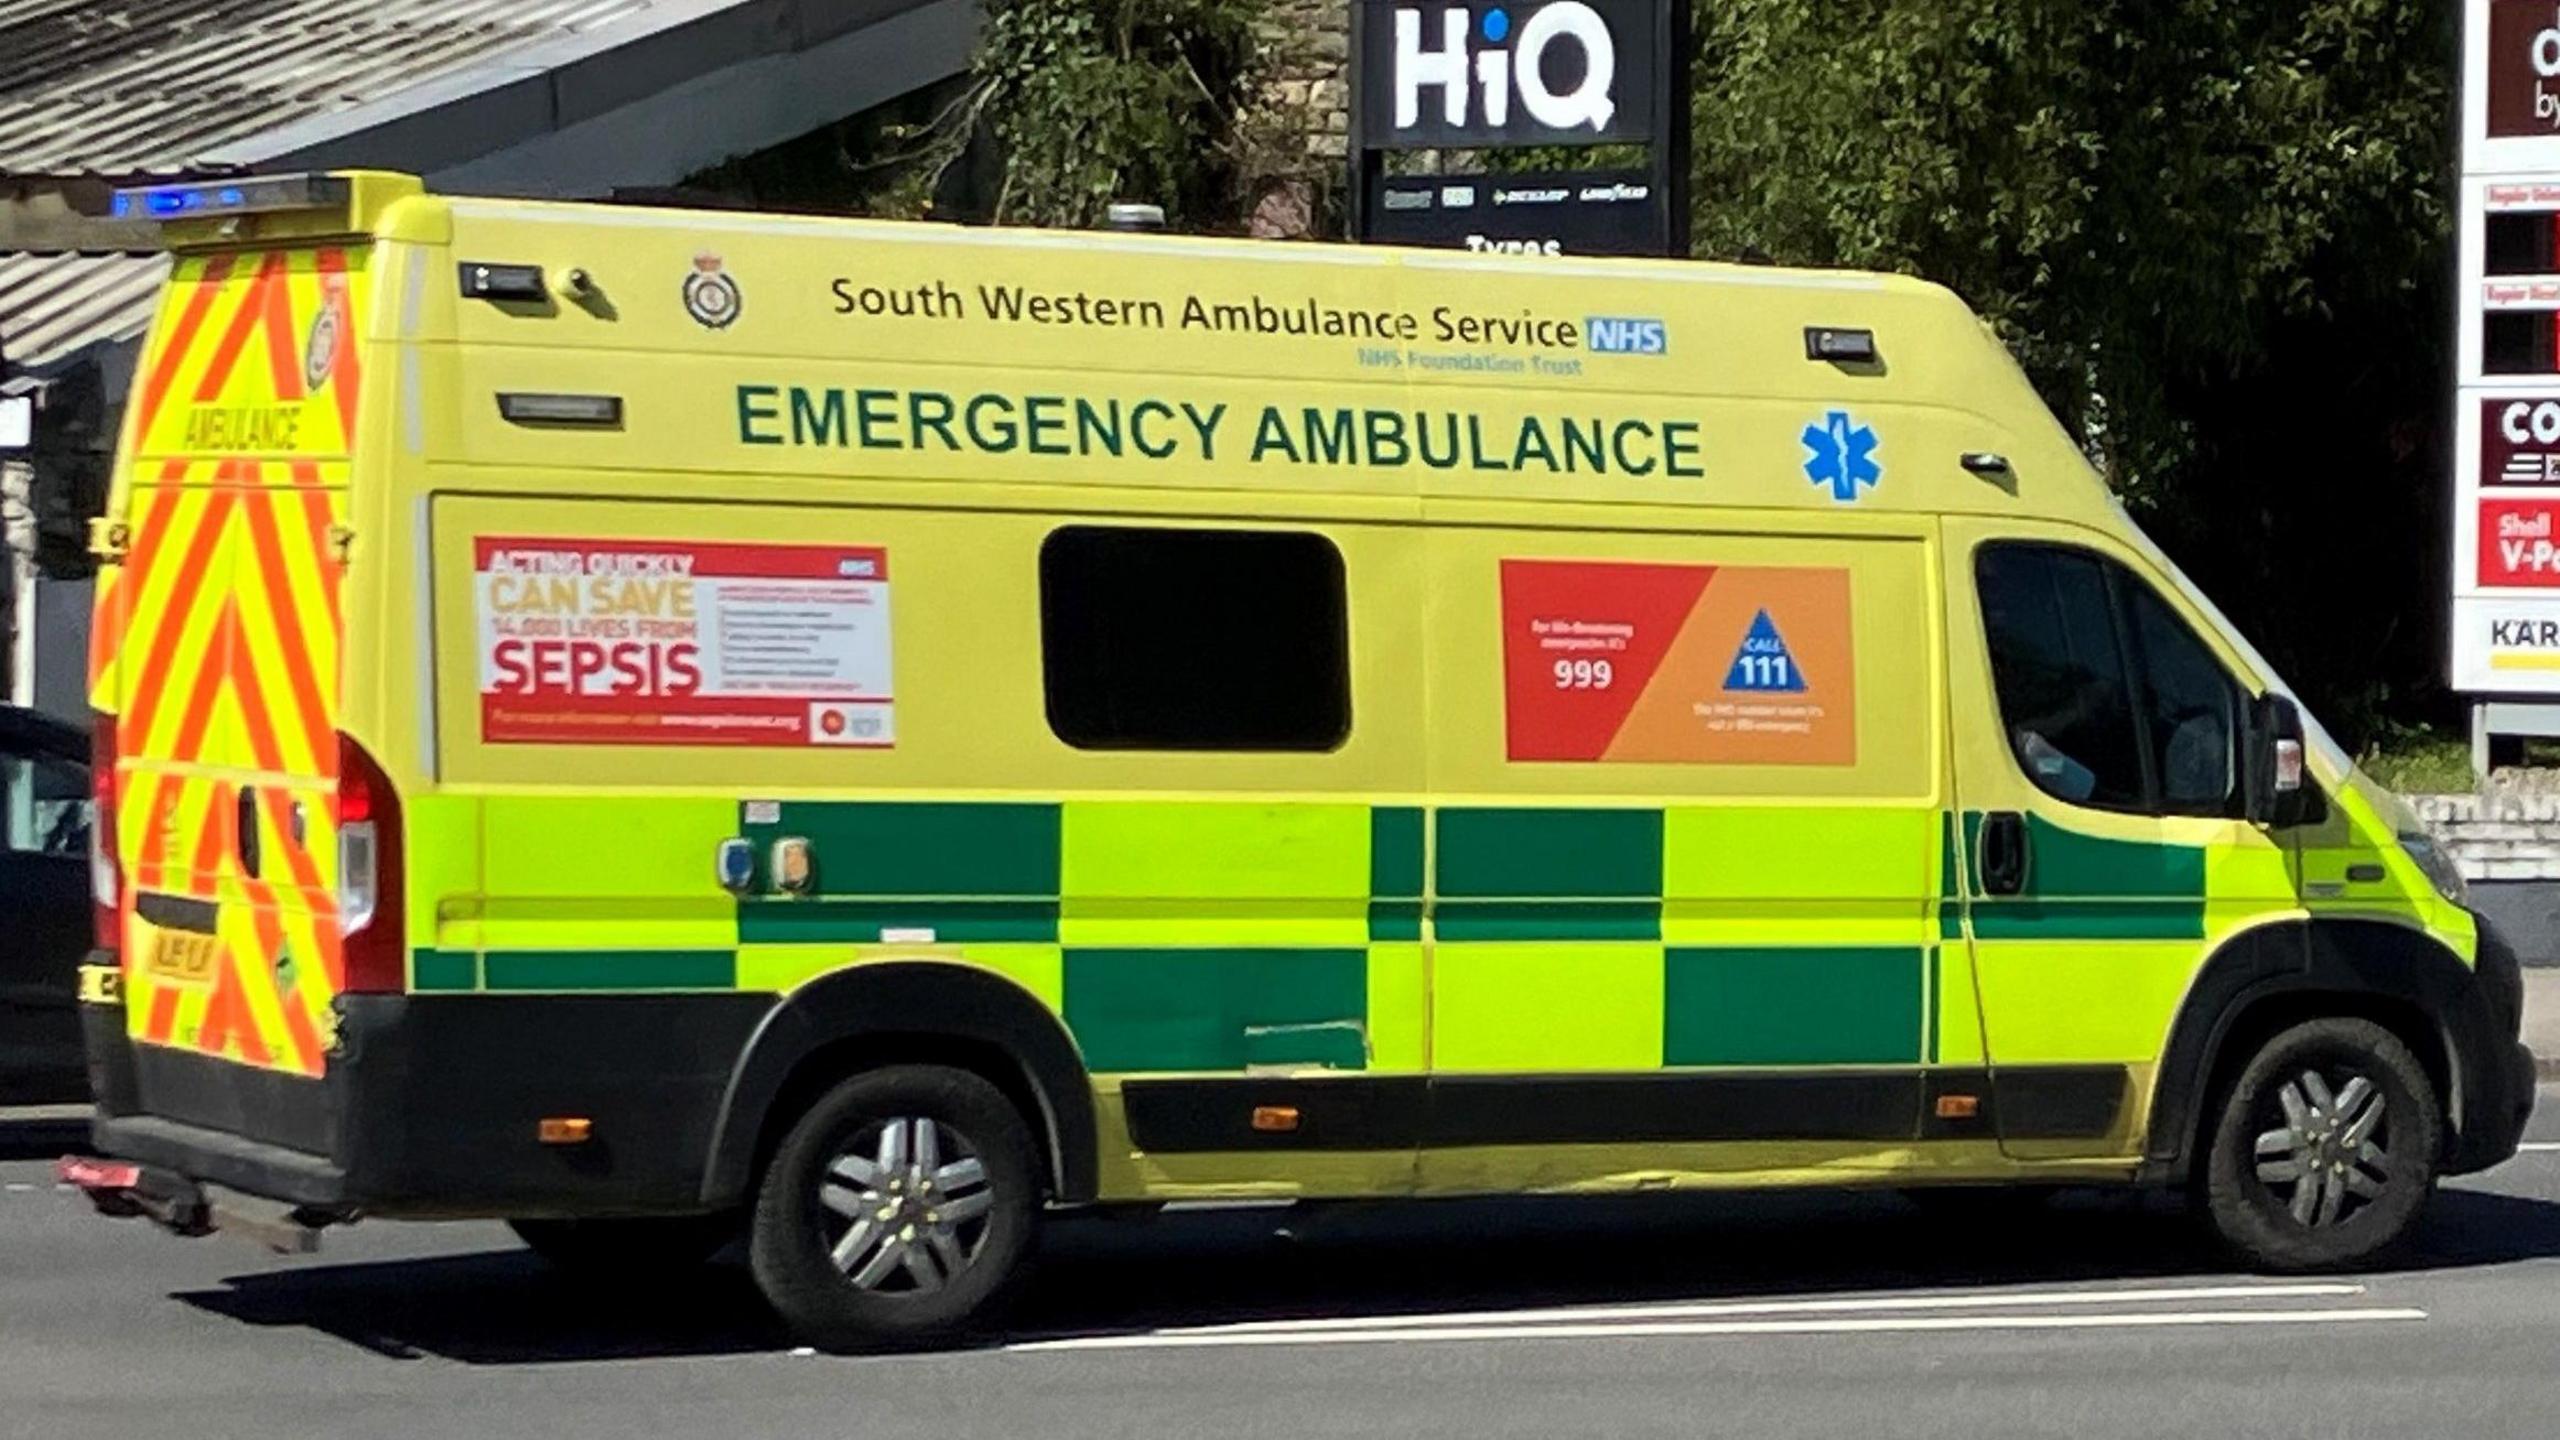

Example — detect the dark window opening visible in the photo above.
[1976,543,2243,818]
[2125,584,2242,817]
[1039,526,1351,751]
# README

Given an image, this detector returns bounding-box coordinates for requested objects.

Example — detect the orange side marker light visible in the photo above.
[1250,1106,1301,1134]
[538,1117,594,1145]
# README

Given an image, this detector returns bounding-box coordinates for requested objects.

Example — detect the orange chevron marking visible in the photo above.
[142,980,179,1046]
[255,785,331,915]
[241,492,333,770]
[90,476,184,693]
[121,485,236,748]
[131,770,177,890]
[229,897,299,1072]
[133,254,234,441]
[251,882,325,1073]
[197,944,269,1066]
[188,255,278,405]
[255,255,301,400]
[108,240,365,1075]
[161,608,239,783]
[187,778,229,900]
[288,463,342,632]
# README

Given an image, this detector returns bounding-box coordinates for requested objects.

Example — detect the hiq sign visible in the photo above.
[1359,0,1659,148]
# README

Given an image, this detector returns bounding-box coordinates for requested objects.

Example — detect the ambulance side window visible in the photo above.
[1977,546,2147,809]
[1039,525,1351,751]
[1976,542,2242,818]
[2124,583,2243,816]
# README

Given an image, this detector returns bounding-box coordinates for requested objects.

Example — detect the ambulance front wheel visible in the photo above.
[2201,1017,2442,1271]
[748,1063,1041,1350]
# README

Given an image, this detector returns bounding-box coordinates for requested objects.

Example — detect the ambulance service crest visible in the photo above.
[683,251,742,329]
[303,300,341,392]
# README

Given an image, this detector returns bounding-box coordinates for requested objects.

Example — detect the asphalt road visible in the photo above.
[7,1097,2560,1440]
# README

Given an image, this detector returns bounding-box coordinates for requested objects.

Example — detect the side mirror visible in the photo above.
[2246,694,2318,828]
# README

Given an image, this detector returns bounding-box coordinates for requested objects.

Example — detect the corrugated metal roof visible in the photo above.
[0,251,167,373]
[0,0,653,176]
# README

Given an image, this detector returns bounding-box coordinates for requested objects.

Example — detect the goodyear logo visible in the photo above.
[1585,317,1665,355]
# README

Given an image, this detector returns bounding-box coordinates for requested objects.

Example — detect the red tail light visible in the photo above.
[91,711,120,951]
[336,732,405,993]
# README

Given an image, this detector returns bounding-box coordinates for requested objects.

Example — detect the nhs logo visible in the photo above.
[1585,317,1666,355]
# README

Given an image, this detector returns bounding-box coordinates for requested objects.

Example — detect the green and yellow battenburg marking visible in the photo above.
[409,795,1990,1078]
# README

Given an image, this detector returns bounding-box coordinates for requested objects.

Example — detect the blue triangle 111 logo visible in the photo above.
[1723,610,1805,692]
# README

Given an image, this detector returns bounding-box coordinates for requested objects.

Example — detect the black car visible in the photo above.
[1,706,92,1104]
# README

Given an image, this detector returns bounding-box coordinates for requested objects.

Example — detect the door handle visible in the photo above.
[236,785,261,880]
[1978,810,2028,896]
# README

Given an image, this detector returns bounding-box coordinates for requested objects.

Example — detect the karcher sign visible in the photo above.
[1358,0,1658,147]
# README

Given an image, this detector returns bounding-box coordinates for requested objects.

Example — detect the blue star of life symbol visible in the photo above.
[1802,410,1881,502]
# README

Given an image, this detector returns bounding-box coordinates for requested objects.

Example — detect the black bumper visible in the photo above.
[83,986,774,1217]
[2447,916,2535,1176]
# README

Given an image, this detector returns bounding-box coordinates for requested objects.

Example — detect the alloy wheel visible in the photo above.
[2251,1067,2390,1229]
[816,1116,997,1293]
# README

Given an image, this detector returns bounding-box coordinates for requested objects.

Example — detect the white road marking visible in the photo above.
[2513,1141,2560,1153]
[3,1183,31,1193]
[1177,1283,2367,1336]
[1010,1307,2425,1353]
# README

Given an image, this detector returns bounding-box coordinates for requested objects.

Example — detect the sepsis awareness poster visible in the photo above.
[1500,559,1854,765]
[476,537,893,747]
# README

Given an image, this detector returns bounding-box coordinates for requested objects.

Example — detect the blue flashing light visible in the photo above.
[106,173,350,225]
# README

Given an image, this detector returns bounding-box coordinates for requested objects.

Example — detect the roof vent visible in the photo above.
[1105,203,1166,233]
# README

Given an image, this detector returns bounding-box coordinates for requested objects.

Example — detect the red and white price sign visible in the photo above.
[2481,498,2560,585]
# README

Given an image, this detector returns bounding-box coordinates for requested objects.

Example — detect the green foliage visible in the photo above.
[1691,0,2456,746]
[977,0,1266,228]
[2360,724,2474,795]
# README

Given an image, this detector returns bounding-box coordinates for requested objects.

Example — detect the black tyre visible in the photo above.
[2203,1017,2441,1271]
[748,1064,1040,1351]
[509,1213,737,1275]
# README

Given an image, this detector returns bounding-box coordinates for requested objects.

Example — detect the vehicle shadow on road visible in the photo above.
[165,1177,2560,1364]
[177,1246,790,1362]
[0,1116,92,1162]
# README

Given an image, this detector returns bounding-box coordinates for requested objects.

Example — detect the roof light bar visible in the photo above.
[109,173,351,221]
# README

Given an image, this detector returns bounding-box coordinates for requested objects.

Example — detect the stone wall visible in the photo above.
[2408,793,2560,881]
[1246,0,1350,237]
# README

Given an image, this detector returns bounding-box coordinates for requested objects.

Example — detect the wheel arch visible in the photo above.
[2143,916,2493,1186]
[699,961,1098,1208]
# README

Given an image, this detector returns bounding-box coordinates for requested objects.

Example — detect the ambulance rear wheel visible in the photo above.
[509,1213,736,1275]
[749,1064,1040,1351]
[2202,1017,2441,1271]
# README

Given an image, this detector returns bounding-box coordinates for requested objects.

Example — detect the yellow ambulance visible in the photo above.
[67,171,2530,1348]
